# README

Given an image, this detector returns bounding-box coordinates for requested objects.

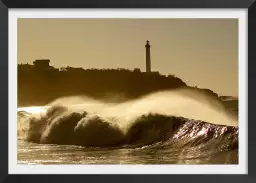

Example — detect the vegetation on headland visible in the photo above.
[18,63,220,107]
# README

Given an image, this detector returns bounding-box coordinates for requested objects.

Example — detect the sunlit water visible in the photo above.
[17,90,239,164]
[18,140,238,164]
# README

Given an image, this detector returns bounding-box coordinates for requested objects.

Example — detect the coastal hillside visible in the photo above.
[18,63,220,107]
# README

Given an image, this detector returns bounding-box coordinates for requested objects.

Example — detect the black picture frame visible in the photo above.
[0,0,254,182]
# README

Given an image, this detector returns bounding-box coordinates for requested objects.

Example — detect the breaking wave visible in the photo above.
[18,89,238,151]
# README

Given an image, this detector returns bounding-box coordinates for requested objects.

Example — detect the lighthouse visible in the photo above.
[145,40,151,73]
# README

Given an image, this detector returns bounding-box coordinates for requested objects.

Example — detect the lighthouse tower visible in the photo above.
[145,40,151,73]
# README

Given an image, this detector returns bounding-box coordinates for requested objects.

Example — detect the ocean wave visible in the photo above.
[18,105,238,150]
[18,90,238,150]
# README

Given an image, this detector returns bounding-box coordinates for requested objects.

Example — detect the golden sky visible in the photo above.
[18,18,238,96]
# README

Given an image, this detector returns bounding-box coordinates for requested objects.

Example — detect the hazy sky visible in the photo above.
[18,18,238,96]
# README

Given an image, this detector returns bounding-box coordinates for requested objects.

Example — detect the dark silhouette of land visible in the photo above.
[18,61,220,107]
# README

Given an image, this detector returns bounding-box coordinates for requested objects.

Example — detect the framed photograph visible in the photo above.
[0,0,254,182]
